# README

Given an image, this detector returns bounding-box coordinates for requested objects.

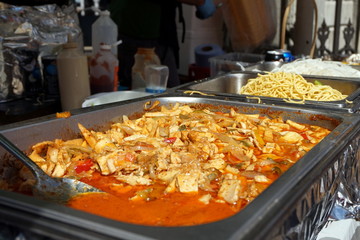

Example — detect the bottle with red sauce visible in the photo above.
[89,44,119,94]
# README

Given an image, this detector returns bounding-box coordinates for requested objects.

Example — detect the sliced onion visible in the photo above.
[222,142,251,162]
[129,143,155,152]
[63,144,92,153]
[214,132,239,145]
[258,158,276,166]
[239,171,263,179]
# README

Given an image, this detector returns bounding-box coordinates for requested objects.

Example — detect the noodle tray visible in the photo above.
[176,71,360,113]
[0,95,360,239]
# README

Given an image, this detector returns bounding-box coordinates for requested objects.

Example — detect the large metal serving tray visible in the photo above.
[0,94,360,240]
[176,71,360,113]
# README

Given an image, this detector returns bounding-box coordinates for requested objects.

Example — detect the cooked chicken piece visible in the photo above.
[63,138,84,146]
[279,131,303,143]
[179,105,193,114]
[254,174,271,183]
[246,164,255,171]
[29,151,46,163]
[218,178,241,204]
[263,129,274,142]
[59,148,71,168]
[94,138,116,153]
[170,152,181,164]
[311,130,330,139]
[252,129,265,149]
[244,148,254,160]
[117,173,152,186]
[286,120,306,131]
[157,157,169,170]
[169,125,179,135]
[96,154,117,175]
[52,163,66,177]
[157,169,180,183]
[165,178,177,193]
[42,161,55,176]
[187,131,214,143]
[225,165,239,174]
[262,142,276,153]
[176,173,199,193]
[268,123,290,132]
[202,158,226,170]
[107,130,125,145]
[31,141,54,153]
[78,123,97,149]
[123,134,148,142]
[198,194,212,204]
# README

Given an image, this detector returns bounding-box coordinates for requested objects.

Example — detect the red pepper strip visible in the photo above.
[75,159,94,174]
[164,137,177,144]
[300,133,309,140]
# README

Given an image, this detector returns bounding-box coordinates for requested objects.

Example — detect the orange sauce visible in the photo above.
[67,173,245,226]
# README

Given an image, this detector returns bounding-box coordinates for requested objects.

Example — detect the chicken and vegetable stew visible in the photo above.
[28,102,331,226]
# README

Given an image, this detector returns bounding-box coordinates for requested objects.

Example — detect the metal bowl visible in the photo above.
[177,71,360,112]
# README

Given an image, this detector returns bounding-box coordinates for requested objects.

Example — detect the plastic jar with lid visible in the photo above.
[91,10,118,57]
[89,44,119,94]
[57,41,90,111]
[131,48,160,90]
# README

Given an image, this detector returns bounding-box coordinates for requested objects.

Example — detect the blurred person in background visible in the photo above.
[109,0,217,90]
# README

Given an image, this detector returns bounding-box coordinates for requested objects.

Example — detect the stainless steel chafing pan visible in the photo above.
[244,61,284,72]
[0,94,360,240]
[176,72,360,112]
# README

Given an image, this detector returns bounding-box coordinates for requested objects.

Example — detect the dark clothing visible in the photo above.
[109,0,181,89]
[109,1,162,40]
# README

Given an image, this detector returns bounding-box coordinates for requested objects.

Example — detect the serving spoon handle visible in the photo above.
[0,133,103,203]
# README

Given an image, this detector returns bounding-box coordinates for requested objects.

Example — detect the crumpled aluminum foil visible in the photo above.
[0,3,82,102]
[266,133,360,240]
[0,3,81,46]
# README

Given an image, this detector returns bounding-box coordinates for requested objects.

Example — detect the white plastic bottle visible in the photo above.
[91,10,118,56]
[57,41,90,111]
[89,44,119,94]
[131,48,160,90]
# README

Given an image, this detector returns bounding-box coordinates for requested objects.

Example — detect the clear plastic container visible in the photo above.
[56,42,90,111]
[91,10,118,56]
[89,44,119,94]
[131,48,161,90]
[144,64,169,93]
[209,52,265,76]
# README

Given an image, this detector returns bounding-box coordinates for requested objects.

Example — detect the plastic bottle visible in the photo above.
[91,10,118,57]
[89,44,119,94]
[131,48,161,90]
[56,41,90,111]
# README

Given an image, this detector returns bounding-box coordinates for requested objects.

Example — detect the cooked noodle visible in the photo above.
[239,72,347,102]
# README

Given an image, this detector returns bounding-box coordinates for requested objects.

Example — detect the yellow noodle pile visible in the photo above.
[239,72,347,103]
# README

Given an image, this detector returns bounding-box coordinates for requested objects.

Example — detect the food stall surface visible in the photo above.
[0,98,61,126]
